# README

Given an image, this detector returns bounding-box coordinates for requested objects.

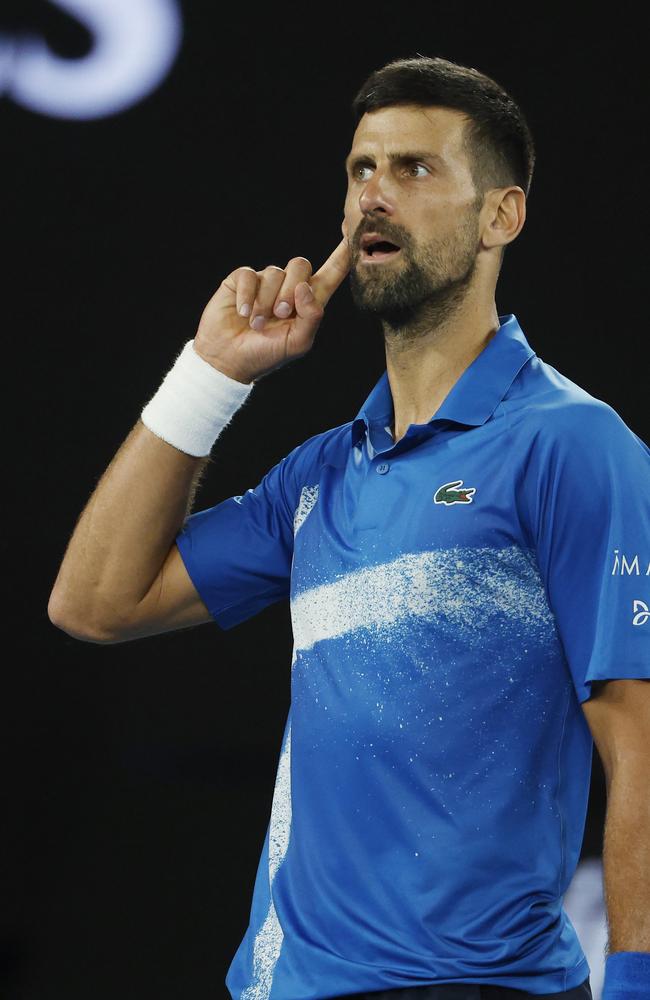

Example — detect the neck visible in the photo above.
[382,293,500,443]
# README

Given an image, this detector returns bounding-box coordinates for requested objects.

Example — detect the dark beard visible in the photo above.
[348,212,482,333]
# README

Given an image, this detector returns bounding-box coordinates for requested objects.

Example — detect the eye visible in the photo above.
[351,162,429,181]
[405,163,429,177]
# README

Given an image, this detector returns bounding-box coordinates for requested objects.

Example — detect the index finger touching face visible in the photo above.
[310,237,351,307]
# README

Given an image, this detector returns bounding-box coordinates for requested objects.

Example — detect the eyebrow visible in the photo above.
[344,149,446,173]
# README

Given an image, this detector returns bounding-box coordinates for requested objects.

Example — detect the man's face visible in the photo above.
[343,104,485,327]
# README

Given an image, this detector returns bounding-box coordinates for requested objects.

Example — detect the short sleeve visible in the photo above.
[174,450,297,630]
[524,399,650,703]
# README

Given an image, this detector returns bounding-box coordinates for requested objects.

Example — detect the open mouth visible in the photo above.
[360,239,402,262]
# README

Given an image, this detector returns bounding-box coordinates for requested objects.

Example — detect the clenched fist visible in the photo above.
[193,238,351,385]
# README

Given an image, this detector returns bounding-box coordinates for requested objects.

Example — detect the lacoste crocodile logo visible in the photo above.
[434,479,477,505]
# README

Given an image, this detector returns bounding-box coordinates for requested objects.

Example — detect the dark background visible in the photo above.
[3,2,646,998]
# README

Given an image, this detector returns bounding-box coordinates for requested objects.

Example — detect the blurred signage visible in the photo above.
[0,0,183,120]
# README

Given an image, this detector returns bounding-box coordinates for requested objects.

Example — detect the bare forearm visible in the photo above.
[48,419,210,636]
[602,769,650,953]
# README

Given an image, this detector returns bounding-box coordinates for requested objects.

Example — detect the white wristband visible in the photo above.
[140,340,255,457]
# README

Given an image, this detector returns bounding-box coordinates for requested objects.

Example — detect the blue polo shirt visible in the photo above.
[174,313,650,1000]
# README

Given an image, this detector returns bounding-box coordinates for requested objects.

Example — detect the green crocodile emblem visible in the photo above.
[434,479,476,505]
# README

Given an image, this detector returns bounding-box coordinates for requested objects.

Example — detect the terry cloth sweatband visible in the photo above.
[141,340,255,457]
[602,950,650,999]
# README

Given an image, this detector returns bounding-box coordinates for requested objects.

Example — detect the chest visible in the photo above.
[292,422,528,581]
[288,424,551,654]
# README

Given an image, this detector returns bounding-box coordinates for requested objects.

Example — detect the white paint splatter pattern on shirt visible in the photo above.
[241,544,554,1000]
[243,542,558,998]
[241,725,292,1000]
[291,545,554,653]
[293,484,319,537]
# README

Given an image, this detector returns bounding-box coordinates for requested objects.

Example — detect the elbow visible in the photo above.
[47,593,116,645]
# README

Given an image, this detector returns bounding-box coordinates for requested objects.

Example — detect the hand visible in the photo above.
[193,238,350,384]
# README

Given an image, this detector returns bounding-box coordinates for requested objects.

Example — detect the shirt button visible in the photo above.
[376,462,390,474]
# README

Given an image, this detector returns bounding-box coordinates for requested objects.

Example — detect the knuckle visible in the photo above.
[264,264,285,274]
[288,256,312,268]
[230,268,258,294]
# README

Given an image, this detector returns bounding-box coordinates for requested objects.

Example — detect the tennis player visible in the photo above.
[49,54,650,1000]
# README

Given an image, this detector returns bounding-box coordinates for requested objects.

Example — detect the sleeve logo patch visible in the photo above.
[434,479,477,505]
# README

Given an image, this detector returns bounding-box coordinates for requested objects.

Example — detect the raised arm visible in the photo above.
[47,240,350,643]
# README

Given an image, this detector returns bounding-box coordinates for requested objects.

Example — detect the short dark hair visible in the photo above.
[350,54,536,205]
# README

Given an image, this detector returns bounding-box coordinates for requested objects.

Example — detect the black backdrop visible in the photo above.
[4,3,646,998]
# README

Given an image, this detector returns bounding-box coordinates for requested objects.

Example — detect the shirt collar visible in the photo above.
[351,313,536,447]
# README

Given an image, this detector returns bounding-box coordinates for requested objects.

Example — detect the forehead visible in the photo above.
[348,104,469,166]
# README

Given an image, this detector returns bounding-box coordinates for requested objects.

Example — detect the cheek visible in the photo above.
[344,185,359,214]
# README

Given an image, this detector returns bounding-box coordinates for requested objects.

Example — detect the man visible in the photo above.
[49,55,650,1000]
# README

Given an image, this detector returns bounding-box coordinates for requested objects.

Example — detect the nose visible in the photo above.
[358,166,394,216]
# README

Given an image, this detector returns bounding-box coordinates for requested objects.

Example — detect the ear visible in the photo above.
[482,187,526,251]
